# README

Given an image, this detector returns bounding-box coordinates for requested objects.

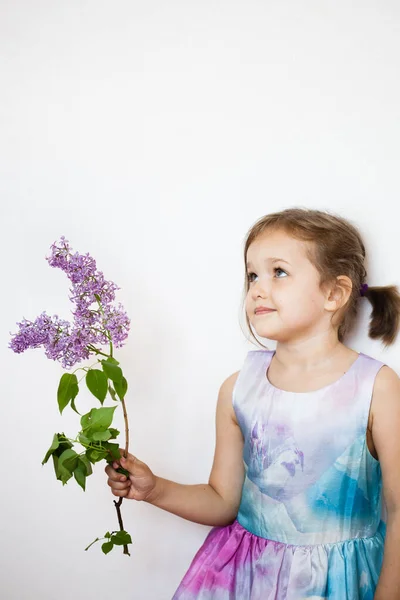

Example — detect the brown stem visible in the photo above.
[121,396,129,457]
[113,497,130,555]
[104,390,129,460]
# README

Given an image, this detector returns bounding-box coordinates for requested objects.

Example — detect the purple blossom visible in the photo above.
[9,237,130,369]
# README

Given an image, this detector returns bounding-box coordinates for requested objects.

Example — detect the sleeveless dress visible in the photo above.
[172,349,387,600]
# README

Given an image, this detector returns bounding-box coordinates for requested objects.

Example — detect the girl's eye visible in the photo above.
[247,268,288,283]
[274,267,288,278]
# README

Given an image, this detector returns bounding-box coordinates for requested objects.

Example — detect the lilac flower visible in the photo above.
[9,237,130,369]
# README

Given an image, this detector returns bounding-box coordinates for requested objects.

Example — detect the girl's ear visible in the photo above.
[324,276,353,312]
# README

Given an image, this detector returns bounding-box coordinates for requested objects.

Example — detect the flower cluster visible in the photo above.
[9,237,130,368]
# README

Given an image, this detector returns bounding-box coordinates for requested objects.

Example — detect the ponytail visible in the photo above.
[363,285,400,346]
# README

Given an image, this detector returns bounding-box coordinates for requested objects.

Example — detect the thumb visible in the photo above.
[119,450,139,473]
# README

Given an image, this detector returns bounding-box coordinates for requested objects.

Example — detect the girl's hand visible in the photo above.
[104,449,157,501]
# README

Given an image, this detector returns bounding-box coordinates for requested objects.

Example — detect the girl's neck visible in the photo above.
[272,337,356,373]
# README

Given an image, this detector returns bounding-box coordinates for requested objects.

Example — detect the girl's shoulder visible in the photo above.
[373,363,400,396]
[370,361,400,426]
[358,351,398,387]
[217,370,242,426]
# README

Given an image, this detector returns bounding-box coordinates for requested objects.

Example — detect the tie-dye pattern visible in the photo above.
[173,350,386,599]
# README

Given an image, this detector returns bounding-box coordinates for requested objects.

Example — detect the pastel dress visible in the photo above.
[172,350,387,600]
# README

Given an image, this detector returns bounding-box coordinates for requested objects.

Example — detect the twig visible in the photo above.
[112,395,130,555]
[113,497,130,556]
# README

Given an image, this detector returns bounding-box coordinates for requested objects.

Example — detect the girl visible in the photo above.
[105,208,400,599]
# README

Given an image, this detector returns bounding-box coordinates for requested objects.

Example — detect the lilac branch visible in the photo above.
[9,237,132,555]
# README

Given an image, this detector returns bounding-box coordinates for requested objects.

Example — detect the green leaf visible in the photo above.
[57,449,79,483]
[114,377,128,400]
[52,454,60,479]
[102,541,114,554]
[73,456,92,491]
[70,395,81,415]
[80,412,91,429]
[79,454,93,476]
[57,373,79,414]
[86,369,108,404]
[86,447,108,463]
[54,434,73,455]
[74,460,87,491]
[42,433,60,464]
[108,385,118,402]
[92,430,112,441]
[106,357,120,365]
[54,448,78,485]
[42,433,72,465]
[80,406,117,435]
[111,530,132,546]
[57,448,77,465]
[63,452,79,474]
[104,532,111,538]
[108,428,120,439]
[103,442,121,461]
[78,433,91,446]
[101,360,123,383]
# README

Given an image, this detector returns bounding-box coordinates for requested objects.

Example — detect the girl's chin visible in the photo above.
[252,325,288,343]
[253,329,280,341]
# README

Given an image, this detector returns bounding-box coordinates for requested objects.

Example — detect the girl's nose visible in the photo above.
[252,278,269,298]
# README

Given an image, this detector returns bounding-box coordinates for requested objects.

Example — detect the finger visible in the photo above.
[111,487,128,497]
[105,465,122,481]
[107,478,130,490]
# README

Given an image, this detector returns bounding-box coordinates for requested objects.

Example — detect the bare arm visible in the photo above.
[370,366,400,600]
[146,370,245,526]
[106,371,245,527]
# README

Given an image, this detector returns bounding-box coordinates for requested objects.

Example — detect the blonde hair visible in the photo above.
[241,207,400,347]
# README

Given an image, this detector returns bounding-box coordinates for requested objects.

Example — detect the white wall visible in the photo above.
[1,1,400,598]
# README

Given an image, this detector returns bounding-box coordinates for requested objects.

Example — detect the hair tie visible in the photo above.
[360,283,369,297]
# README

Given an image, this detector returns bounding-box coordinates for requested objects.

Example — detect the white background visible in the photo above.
[1,1,400,598]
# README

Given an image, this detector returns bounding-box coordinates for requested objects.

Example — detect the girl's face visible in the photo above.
[245,229,331,343]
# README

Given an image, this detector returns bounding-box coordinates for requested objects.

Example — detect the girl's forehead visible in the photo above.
[247,230,310,263]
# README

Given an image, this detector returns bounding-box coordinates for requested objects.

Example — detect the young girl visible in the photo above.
[105,208,400,599]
